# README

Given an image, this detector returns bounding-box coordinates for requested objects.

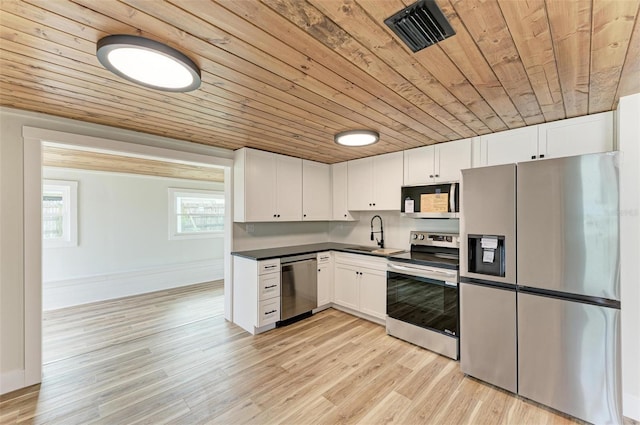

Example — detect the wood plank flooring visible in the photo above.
[0,281,617,424]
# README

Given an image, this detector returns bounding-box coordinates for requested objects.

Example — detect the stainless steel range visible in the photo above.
[386,232,460,360]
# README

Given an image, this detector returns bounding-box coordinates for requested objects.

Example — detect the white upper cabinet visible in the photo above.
[539,112,613,159]
[480,112,614,166]
[404,138,471,185]
[348,151,403,211]
[480,126,539,166]
[331,162,357,221]
[302,160,331,221]
[234,148,302,222]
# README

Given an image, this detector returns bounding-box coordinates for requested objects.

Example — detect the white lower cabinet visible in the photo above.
[334,263,360,310]
[333,253,387,322]
[317,252,333,308]
[358,269,386,320]
[232,256,281,334]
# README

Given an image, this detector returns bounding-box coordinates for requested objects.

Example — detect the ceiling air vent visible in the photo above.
[384,0,455,53]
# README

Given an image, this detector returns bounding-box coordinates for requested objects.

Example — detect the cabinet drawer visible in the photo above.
[259,273,281,300]
[258,298,280,326]
[258,259,280,275]
[317,252,331,264]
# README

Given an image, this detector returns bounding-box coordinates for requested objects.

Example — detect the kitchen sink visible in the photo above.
[344,246,406,255]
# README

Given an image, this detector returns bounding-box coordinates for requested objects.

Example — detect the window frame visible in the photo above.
[168,188,224,240]
[42,179,78,248]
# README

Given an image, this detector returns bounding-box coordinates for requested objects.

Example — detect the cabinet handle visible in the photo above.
[372,203,376,206]
[265,310,277,315]
[303,214,306,217]
[531,155,536,159]
[318,269,321,272]
[277,214,281,217]
[429,174,434,178]
[435,174,439,178]
[539,154,545,158]
[344,214,347,217]
[264,285,277,289]
[273,214,277,217]
[265,265,278,269]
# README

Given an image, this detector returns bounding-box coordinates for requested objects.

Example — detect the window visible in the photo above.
[42,180,78,248]
[169,188,224,240]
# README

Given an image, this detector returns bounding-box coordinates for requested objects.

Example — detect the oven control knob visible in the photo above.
[412,234,418,240]
[418,234,425,240]
[446,236,452,242]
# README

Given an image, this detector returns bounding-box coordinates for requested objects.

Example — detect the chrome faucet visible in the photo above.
[370,215,384,249]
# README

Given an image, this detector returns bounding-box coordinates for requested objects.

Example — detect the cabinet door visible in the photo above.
[334,263,360,310]
[317,263,333,307]
[404,146,435,185]
[302,160,331,221]
[275,154,302,221]
[436,138,471,182]
[332,162,357,220]
[359,268,387,320]
[347,157,373,210]
[539,112,613,159]
[372,151,403,210]
[481,126,539,166]
[245,149,277,221]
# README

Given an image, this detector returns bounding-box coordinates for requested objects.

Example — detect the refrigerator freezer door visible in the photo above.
[460,282,517,393]
[461,164,516,285]
[518,292,622,424]
[517,153,620,300]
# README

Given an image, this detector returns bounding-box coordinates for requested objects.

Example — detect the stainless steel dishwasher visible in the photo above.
[279,254,318,323]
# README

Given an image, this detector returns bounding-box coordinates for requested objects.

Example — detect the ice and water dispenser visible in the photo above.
[467,235,506,277]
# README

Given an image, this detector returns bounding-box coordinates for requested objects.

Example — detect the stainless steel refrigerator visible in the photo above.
[460,153,622,424]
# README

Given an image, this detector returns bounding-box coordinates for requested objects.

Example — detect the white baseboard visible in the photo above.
[0,369,25,395]
[43,258,223,310]
[625,392,640,422]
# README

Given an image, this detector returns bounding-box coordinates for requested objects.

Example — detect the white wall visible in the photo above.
[329,212,459,250]
[233,221,329,251]
[618,93,640,421]
[42,168,224,310]
[0,106,232,394]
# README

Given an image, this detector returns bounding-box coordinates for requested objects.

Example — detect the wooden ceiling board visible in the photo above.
[545,0,592,118]
[42,146,226,182]
[616,6,640,101]
[74,0,427,154]
[589,0,640,113]
[308,0,490,137]
[359,0,508,133]
[433,0,527,129]
[217,0,454,144]
[450,0,545,126]
[1,0,638,163]
[498,0,565,122]
[260,0,465,141]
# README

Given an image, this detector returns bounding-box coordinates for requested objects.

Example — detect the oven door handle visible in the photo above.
[388,262,457,282]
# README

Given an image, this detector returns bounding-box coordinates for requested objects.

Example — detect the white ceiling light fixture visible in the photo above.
[97,35,201,92]
[334,130,380,147]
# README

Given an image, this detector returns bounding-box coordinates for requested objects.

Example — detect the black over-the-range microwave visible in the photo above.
[400,182,460,219]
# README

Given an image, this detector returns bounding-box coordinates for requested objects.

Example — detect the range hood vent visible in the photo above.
[384,0,455,53]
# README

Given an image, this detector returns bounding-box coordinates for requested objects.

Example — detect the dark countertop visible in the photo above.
[232,242,404,261]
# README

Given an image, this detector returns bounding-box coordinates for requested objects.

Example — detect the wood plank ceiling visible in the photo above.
[1,0,639,164]
[42,145,225,182]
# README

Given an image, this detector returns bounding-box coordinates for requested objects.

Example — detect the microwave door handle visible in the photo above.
[449,183,456,213]
[388,263,457,281]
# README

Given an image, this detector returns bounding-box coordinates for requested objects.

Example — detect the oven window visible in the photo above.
[387,271,458,335]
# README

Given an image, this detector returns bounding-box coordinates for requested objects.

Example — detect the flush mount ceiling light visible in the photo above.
[97,35,201,92]
[334,130,380,147]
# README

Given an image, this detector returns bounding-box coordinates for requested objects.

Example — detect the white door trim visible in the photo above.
[22,126,234,390]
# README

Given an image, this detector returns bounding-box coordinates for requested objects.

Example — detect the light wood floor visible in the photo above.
[0,281,616,424]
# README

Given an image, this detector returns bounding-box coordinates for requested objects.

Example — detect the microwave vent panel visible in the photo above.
[384,0,456,53]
